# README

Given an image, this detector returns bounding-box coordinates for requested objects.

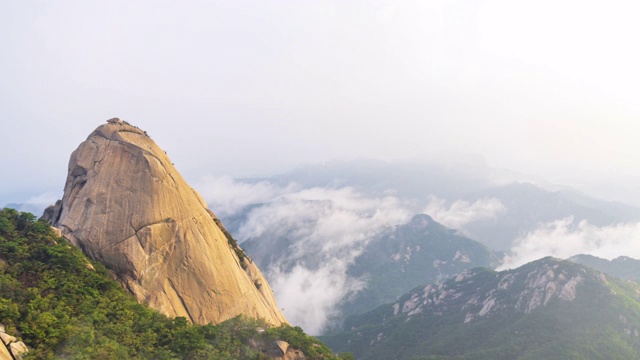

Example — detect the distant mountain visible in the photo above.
[214,158,640,336]
[569,254,640,282]
[462,182,640,250]
[242,160,640,251]
[341,214,498,319]
[242,214,498,330]
[265,158,505,200]
[322,257,640,359]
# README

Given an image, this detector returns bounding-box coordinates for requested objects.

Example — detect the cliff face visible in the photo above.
[45,119,287,326]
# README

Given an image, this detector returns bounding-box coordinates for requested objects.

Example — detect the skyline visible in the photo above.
[2,1,640,207]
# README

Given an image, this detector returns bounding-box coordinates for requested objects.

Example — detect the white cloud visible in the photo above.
[193,176,299,217]
[237,186,413,334]
[423,197,506,229]
[499,217,640,270]
[269,261,367,336]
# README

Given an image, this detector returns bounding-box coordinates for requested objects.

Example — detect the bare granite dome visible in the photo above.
[44,119,287,325]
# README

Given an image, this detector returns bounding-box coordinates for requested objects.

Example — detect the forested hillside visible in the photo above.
[322,258,640,359]
[0,208,348,360]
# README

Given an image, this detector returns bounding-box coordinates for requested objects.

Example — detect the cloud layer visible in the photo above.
[194,176,299,217]
[196,177,508,334]
[237,186,412,334]
[500,217,640,270]
[423,197,506,229]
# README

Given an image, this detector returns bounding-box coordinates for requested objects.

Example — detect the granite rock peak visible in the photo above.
[44,119,287,325]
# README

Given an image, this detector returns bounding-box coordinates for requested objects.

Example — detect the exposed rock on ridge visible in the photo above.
[325,258,640,359]
[387,257,589,325]
[0,325,28,360]
[343,257,603,335]
[376,258,603,323]
[44,119,287,325]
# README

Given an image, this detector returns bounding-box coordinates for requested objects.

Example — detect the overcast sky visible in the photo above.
[2,0,640,206]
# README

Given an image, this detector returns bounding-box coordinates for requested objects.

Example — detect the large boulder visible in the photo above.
[44,119,287,325]
[265,340,307,360]
[8,342,28,360]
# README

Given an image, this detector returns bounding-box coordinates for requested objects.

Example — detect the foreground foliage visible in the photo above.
[0,208,345,359]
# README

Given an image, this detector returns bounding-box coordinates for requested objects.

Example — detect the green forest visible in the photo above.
[0,208,351,359]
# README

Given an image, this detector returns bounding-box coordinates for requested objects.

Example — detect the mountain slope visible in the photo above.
[463,182,640,250]
[322,257,640,359]
[569,254,640,282]
[242,214,497,331]
[43,119,286,325]
[0,208,342,359]
[341,214,498,319]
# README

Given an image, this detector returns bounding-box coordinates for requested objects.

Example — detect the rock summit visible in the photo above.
[44,119,287,325]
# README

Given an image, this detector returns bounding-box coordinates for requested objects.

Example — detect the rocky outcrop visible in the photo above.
[0,325,28,360]
[261,340,306,360]
[44,119,287,325]
[381,258,596,326]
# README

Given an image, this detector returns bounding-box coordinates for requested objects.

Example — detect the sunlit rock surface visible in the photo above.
[45,119,287,326]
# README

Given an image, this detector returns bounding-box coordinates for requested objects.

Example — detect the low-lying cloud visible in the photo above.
[423,197,506,229]
[194,175,299,217]
[268,260,368,335]
[499,217,640,270]
[195,177,509,334]
[237,186,413,334]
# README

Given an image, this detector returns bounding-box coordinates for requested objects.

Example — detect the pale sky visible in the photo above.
[2,0,640,206]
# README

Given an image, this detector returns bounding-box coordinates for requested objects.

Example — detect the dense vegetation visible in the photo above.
[322,259,640,359]
[0,208,348,359]
[213,217,249,270]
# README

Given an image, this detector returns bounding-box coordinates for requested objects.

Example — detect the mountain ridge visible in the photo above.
[241,212,497,333]
[239,159,640,252]
[569,254,640,282]
[43,119,286,326]
[322,257,640,359]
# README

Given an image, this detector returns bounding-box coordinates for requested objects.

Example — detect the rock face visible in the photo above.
[340,257,608,336]
[0,342,10,360]
[44,119,287,325]
[383,257,588,325]
[0,325,28,360]
[263,340,307,360]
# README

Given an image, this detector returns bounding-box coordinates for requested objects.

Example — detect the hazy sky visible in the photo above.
[2,0,640,206]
